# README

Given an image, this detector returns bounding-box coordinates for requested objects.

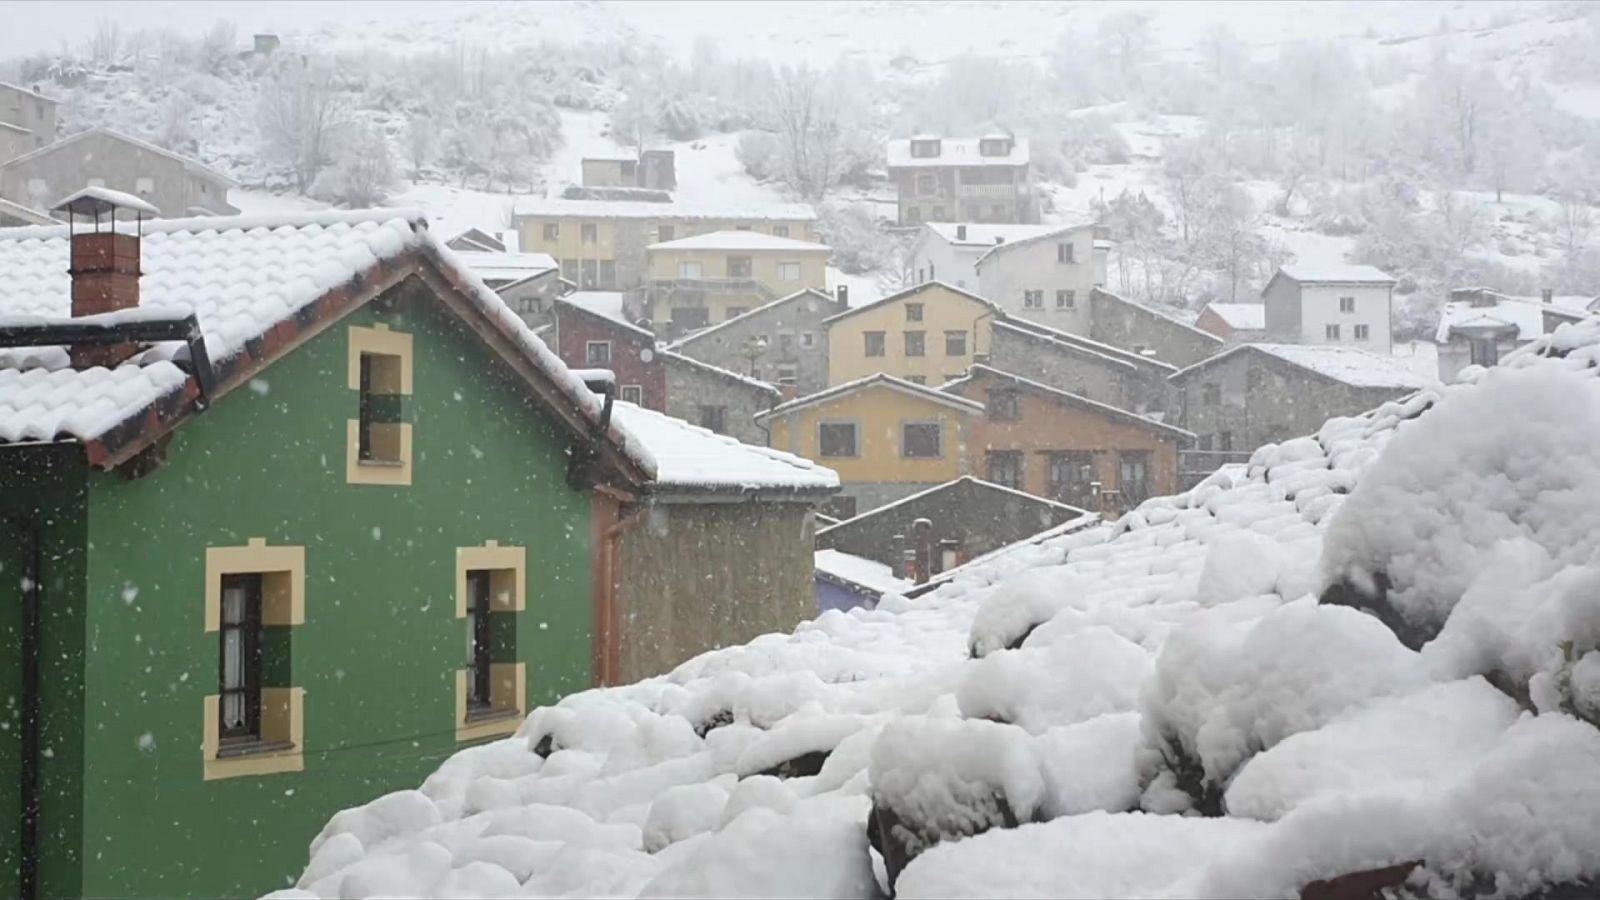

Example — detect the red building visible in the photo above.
[552,299,666,410]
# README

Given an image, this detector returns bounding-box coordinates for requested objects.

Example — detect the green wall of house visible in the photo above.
[1,286,597,898]
[0,446,90,900]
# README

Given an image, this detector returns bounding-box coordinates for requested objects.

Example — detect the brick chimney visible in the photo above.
[955,224,967,241]
[1542,288,1553,305]
[836,285,849,305]
[51,187,159,368]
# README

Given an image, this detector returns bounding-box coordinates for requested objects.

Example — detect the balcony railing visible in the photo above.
[1178,449,1255,489]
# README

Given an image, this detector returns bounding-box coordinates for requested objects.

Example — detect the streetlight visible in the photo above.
[743,335,768,377]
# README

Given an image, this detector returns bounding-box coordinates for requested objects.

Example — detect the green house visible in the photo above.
[0,198,653,897]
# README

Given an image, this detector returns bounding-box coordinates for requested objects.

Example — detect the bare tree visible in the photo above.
[197,21,237,76]
[1556,195,1595,257]
[89,18,121,66]
[769,65,845,202]
[314,122,395,207]
[258,60,348,193]
[405,115,436,180]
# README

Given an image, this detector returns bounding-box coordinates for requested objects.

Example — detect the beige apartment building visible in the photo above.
[642,231,830,336]
[0,81,57,161]
[512,197,818,296]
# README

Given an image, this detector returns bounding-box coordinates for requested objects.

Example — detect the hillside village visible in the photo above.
[0,2,1598,898]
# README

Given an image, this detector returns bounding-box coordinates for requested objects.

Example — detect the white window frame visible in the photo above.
[1354,324,1370,341]
[678,261,703,278]
[1339,296,1356,313]
[778,261,802,281]
[620,384,643,404]
[585,340,612,366]
[1325,324,1341,340]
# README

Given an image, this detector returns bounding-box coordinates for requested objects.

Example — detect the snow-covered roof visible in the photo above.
[2,127,240,188]
[946,364,1195,440]
[972,222,1100,269]
[0,209,648,481]
[1275,263,1395,284]
[607,401,837,496]
[647,230,830,253]
[1201,302,1266,331]
[659,350,782,397]
[887,136,1030,168]
[922,222,1062,247]
[1435,294,1589,344]
[512,197,817,221]
[755,372,985,422]
[817,476,1087,540]
[0,80,58,103]
[814,548,911,597]
[0,197,55,226]
[448,250,558,283]
[666,288,838,350]
[821,280,997,327]
[992,316,1180,375]
[1176,342,1438,390]
[284,320,1600,899]
[0,120,29,135]
[51,185,161,219]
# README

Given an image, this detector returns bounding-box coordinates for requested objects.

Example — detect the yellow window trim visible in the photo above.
[346,324,414,394]
[201,688,304,781]
[456,541,527,617]
[455,663,526,742]
[203,538,304,631]
[346,420,414,486]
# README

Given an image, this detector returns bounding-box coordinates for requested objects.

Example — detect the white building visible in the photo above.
[1433,287,1592,382]
[972,223,1109,334]
[1262,264,1396,354]
[904,223,1063,291]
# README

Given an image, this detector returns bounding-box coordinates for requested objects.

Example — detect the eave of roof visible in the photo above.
[1,127,240,188]
[972,222,1100,269]
[992,316,1178,374]
[667,288,836,349]
[950,364,1195,440]
[820,280,997,327]
[754,372,985,423]
[815,475,1086,539]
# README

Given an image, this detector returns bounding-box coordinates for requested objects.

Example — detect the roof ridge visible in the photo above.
[667,288,835,349]
[962,363,1195,439]
[659,349,781,395]
[972,222,1099,268]
[820,280,997,327]
[0,126,238,186]
[756,371,985,421]
[0,207,427,240]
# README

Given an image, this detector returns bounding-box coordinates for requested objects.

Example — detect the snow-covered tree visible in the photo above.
[257,59,348,193]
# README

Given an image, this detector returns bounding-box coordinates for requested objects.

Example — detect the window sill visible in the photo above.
[357,459,405,469]
[465,705,520,725]
[217,738,295,759]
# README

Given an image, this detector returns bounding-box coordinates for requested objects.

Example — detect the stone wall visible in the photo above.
[669,290,844,394]
[616,502,817,683]
[1089,289,1222,369]
[986,320,1171,413]
[663,352,780,445]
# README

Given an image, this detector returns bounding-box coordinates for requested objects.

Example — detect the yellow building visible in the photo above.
[823,281,999,386]
[512,198,818,293]
[756,373,982,517]
[645,231,830,334]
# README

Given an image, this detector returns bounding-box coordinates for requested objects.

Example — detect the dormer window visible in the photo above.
[911,138,941,158]
[979,137,1011,157]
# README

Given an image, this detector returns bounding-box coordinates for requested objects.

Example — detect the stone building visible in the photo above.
[665,287,846,393]
[1087,288,1222,368]
[814,476,1083,571]
[944,365,1192,512]
[552,298,666,410]
[886,133,1034,225]
[0,127,238,217]
[661,350,781,446]
[985,316,1177,415]
[972,222,1109,332]
[1262,264,1396,354]
[512,197,816,294]
[0,81,57,161]
[1168,343,1433,479]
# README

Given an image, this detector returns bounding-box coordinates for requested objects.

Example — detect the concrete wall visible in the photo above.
[826,284,995,385]
[0,124,32,163]
[1087,289,1223,369]
[662,353,778,445]
[1171,348,1413,453]
[976,227,1104,335]
[764,382,975,487]
[0,83,56,149]
[892,165,1031,225]
[0,131,235,217]
[615,502,816,683]
[516,214,817,291]
[906,230,985,291]
[985,321,1172,414]
[669,291,844,394]
[582,158,634,187]
[1264,278,1392,353]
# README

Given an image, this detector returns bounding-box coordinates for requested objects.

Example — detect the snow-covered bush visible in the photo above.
[817,203,899,275]
[734,130,780,182]
[311,122,396,207]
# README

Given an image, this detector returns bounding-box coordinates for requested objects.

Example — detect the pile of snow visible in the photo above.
[274,320,1600,899]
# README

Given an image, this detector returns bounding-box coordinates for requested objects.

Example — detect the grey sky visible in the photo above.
[0,1,476,59]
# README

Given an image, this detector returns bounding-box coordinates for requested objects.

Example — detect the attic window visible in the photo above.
[979,138,1011,157]
[910,138,940,158]
[347,325,414,486]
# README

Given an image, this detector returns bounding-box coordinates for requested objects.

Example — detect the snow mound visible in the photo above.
[286,325,1600,898]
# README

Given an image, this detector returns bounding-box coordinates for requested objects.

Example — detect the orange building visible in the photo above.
[943,365,1193,511]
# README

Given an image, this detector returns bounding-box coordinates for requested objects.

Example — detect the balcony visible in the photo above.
[1178,449,1254,490]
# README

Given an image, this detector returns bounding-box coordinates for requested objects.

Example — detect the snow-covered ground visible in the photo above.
[270,319,1600,899]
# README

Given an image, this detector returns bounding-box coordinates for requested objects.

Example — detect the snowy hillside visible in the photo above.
[7,0,1598,328]
[268,320,1600,898]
